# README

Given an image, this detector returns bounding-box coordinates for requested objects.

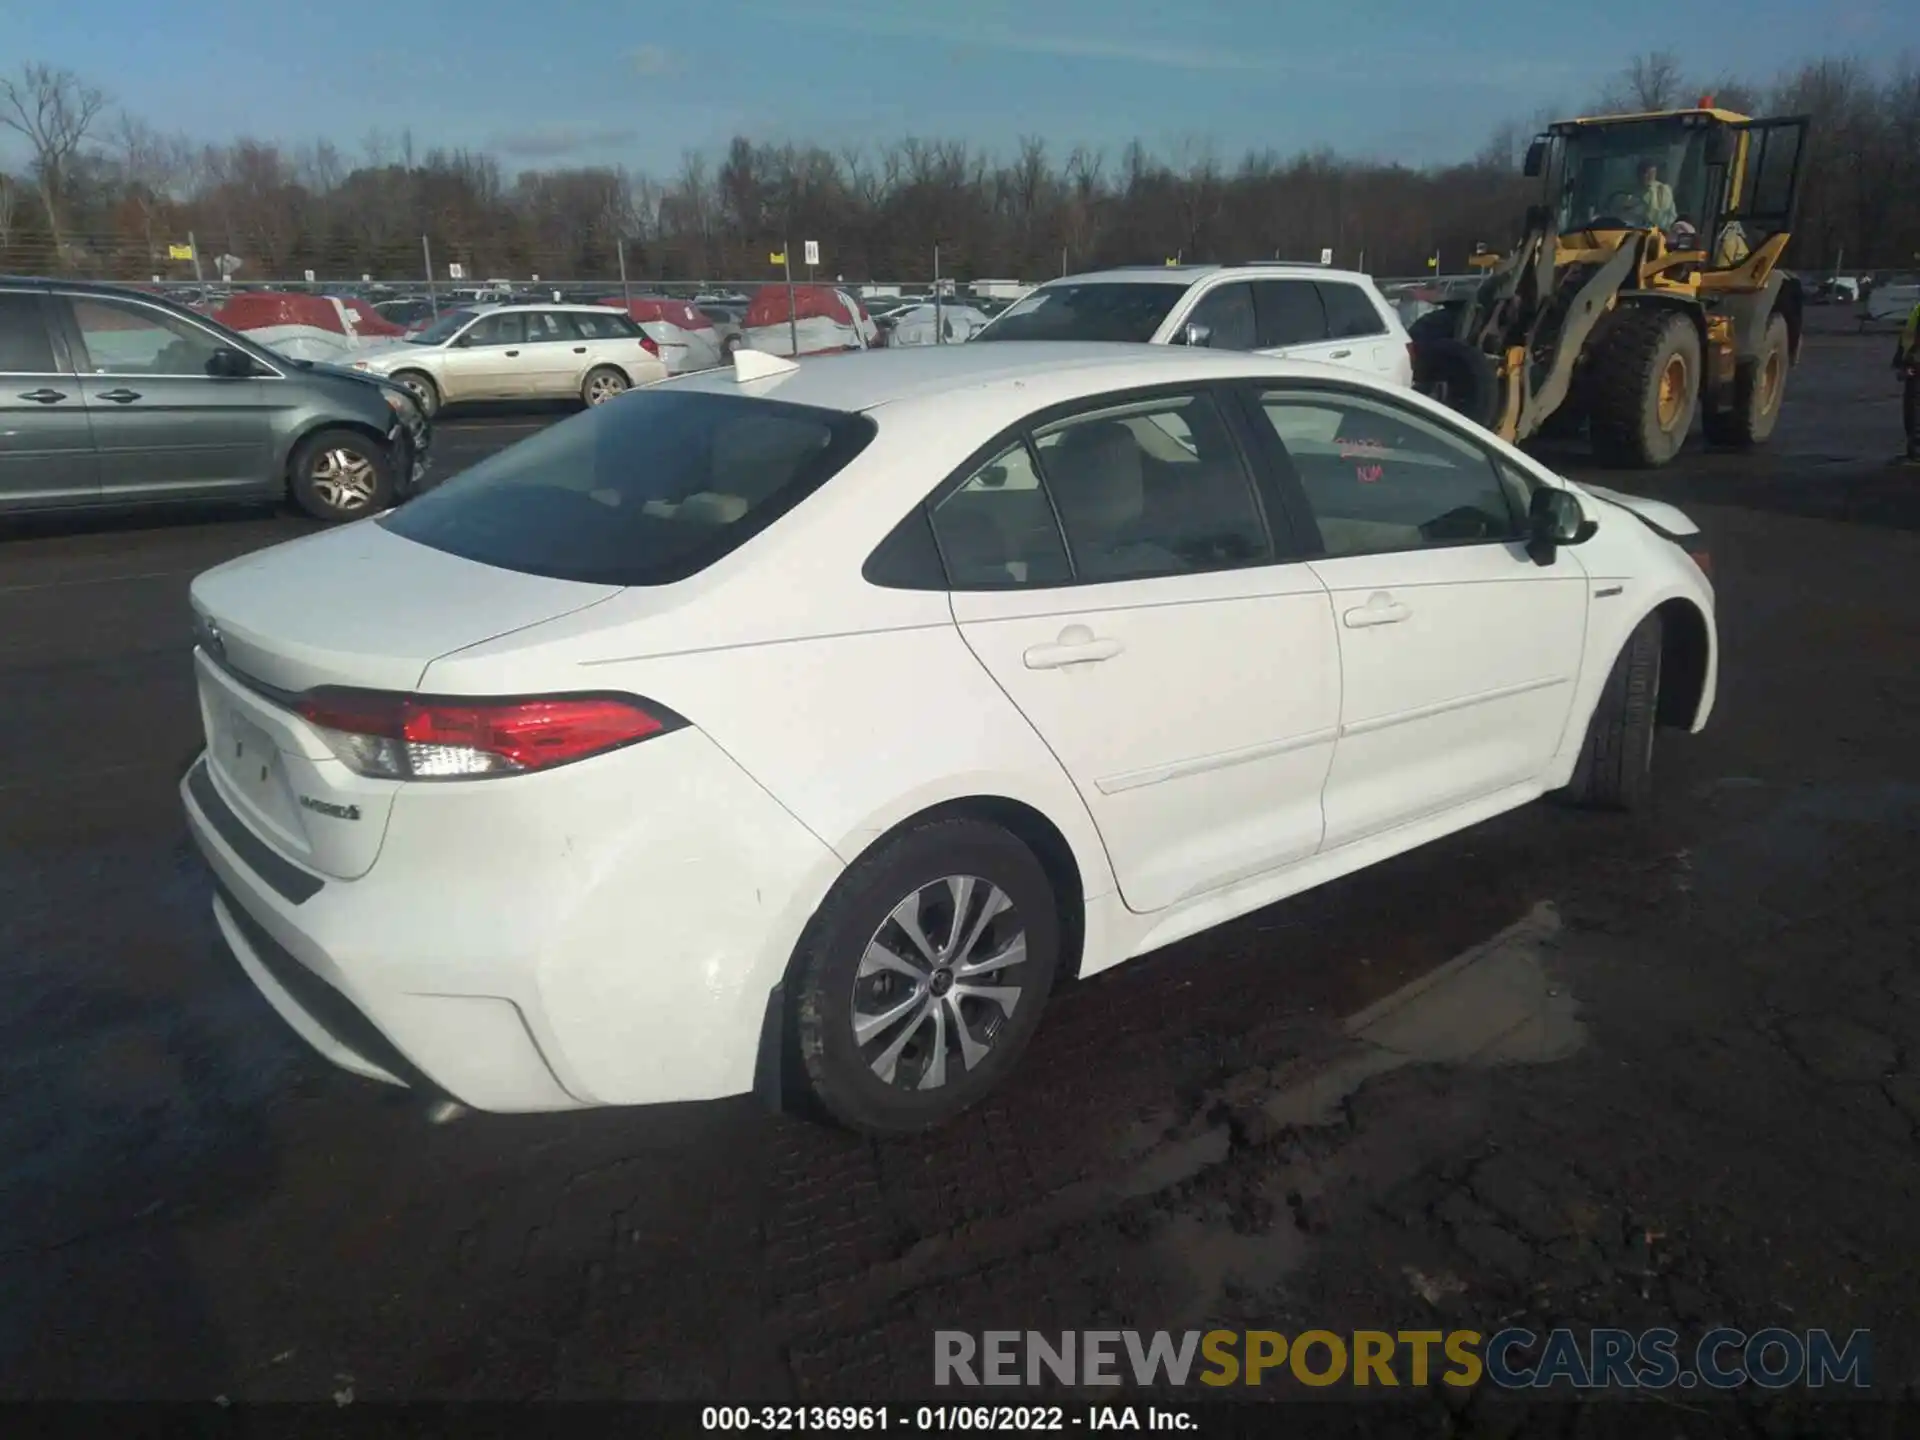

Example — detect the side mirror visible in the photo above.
[1522,138,1548,178]
[1181,322,1212,349]
[206,347,253,379]
[1527,486,1594,564]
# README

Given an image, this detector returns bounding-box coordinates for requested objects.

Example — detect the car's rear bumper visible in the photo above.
[181,728,845,1112]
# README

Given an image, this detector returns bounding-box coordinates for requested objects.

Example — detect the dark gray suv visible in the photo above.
[0,278,432,523]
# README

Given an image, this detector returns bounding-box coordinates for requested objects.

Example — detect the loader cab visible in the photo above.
[1538,114,1721,241]
[1526,107,1809,274]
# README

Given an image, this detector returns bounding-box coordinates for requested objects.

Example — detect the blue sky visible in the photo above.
[2,0,1913,175]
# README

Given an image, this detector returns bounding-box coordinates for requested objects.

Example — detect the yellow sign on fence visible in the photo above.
[167,243,194,261]
[769,251,786,265]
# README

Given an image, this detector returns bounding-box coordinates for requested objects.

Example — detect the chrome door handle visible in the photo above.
[1343,592,1410,628]
[97,388,141,403]
[1024,624,1124,669]
[17,388,65,403]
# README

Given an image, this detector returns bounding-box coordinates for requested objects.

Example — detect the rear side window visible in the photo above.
[0,294,57,372]
[381,390,877,586]
[566,310,638,339]
[1319,282,1388,339]
[1252,281,1328,348]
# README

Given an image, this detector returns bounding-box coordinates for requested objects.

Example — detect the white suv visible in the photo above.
[972,264,1414,388]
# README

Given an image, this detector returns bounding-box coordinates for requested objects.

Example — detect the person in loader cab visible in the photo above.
[1896,298,1920,465]
[1636,160,1678,231]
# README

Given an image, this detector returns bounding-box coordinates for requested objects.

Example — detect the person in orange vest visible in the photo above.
[1897,297,1920,465]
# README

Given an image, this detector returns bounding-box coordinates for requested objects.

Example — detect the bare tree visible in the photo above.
[0,63,108,261]
[0,174,15,250]
[110,114,190,261]
[1599,50,1687,113]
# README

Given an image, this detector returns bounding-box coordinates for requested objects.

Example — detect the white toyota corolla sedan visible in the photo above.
[181,342,1716,1134]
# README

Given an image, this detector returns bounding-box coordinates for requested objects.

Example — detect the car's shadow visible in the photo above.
[0,499,307,547]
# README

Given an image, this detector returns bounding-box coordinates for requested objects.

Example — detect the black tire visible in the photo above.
[1587,308,1701,468]
[1703,312,1790,448]
[289,428,395,523]
[390,369,440,418]
[1558,613,1663,812]
[791,817,1061,1135]
[581,365,629,406]
[721,333,743,358]
[1414,337,1502,430]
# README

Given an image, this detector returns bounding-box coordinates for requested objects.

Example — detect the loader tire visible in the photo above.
[1703,312,1790,449]
[1587,307,1701,468]
[1414,338,1501,431]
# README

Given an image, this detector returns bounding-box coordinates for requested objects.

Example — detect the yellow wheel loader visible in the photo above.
[1412,102,1811,467]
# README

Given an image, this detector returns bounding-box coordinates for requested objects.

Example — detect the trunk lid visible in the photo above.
[189,521,621,879]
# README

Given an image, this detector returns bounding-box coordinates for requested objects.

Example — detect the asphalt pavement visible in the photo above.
[1,329,1916,1426]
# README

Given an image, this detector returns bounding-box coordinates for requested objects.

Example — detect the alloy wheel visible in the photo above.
[851,875,1031,1092]
[586,372,628,405]
[309,449,379,514]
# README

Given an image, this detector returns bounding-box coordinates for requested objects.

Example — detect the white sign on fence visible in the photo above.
[1320,248,1333,266]
[531,273,540,283]
[804,240,820,266]
[304,269,316,282]
[361,273,372,282]
[448,262,466,280]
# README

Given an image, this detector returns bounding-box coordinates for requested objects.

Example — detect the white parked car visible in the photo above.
[886,302,994,346]
[973,264,1415,388]
[181,342,1715,1135]
[345,303,669,414]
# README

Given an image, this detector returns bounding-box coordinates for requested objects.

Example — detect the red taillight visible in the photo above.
[1688,548,1712,580]
[295,690,679,780]
[639,334,660,356]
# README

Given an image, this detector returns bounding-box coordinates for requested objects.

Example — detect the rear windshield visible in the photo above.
[972,282,1186,343]
[381,388,876,586]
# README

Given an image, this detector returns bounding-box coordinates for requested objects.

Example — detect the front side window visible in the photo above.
[381,390,876,586]
[1555,120,1711,236]
[1257,390,1524,557]
[408,308,478,345]
[1182,283,1257,350]
[69,297,222,376]
[461,312,527,347]
[971,282,1189,343]
[1033,392,1270,583]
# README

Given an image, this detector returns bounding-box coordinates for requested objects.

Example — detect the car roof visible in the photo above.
[454,302,632,314]
[663,340,1378,413]
[1046,264,1378,287]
